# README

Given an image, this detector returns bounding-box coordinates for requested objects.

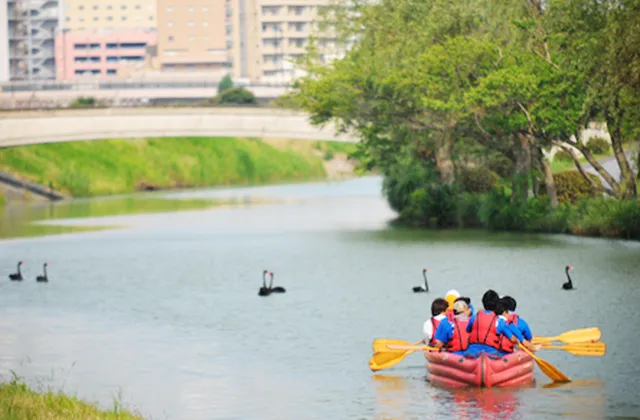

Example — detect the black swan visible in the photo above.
[413,268,429,293]
[562,265,574,290]
[258,270,286,296]
[9,261,23,281]
[36,263,48,283]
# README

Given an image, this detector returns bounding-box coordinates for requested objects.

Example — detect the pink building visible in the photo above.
[55,29,157,80]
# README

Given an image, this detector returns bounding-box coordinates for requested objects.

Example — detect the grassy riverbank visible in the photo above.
[0,377,143,419]
[0,137,358,197]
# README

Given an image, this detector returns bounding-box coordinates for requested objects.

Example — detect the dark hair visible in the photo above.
[455,297,471,306]
[502,296,517,312]
[431,298,449,316]
[494,299,508,315]
[482,289,499,311]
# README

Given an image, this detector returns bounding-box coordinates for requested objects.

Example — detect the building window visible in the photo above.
[166,6,173,13]
[188,21,194,26]
[65,16,70,21]
[262,6,280,15]
[149,16,153,20]
[93,16,99,21]
[107,69,117,75]
[121,5,127,9]
[168,35,174,41]
[122,16,127,20]
[188,7,194,12]
[107,16,113,20]
[203,6,209,12]
[168,22,173,27]
[135,4,141,9]
[78,5,84,10]
[203,21,209,27]
[188,35,195,41]
[107,5,112,10]
[93,5,99,10]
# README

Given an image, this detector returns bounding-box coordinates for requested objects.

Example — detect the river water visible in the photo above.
[1,176,639,420]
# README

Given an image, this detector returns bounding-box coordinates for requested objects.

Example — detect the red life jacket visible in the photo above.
[445,312,470,352]
[499,313,519,353]
[429,316,444,346]
[468,311,501,349]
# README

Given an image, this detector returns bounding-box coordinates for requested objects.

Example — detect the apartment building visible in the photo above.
[227,0,338,84]
[7,0,61,81]
[56,0,157,80]
[62,0,157,30]
[0,2,9,83]
[156,0,228,72]
[55,29,157,80]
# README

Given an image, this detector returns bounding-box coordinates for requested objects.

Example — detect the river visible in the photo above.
[1,176,639,419]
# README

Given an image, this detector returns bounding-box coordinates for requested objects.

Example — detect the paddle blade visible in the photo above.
[520,344,571,383]
[541,342,607,357]
[369,350,414,372]
[532,327,602,345]
[372,338,419,353]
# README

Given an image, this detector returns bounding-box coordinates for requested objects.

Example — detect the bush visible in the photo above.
[69,96,96,108]
[402,184,460,228]
[211,87,257,105]
[553,170,603,204]
[486,155,513,178]
[218,74,234,93]
[585,137,611,155]
[570,198,640,239]
[554,150,574,162]
[459,166,500,193]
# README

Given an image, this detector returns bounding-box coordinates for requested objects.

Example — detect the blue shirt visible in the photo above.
[463,310,524,357]
[509,313,533,341]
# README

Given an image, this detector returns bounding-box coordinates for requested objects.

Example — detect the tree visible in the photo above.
[218,74,234,94]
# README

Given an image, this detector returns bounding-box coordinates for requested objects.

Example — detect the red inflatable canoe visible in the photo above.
[425,350,535,388]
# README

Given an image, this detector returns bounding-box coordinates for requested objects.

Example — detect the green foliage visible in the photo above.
[585,137,611,155]
[0,137,329,197]
[0,376,143,419]
[570,198,640,239]
[554,150,574,163]
[218,74,234,93]
[211,87,257,105]
[486,154,514,179]
[459,166,500,193]
[553,170,603,204]
[69,97,97,108]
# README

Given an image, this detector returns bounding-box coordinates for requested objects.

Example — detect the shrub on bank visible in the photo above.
[459,167,500,193]
[553,170,603,204]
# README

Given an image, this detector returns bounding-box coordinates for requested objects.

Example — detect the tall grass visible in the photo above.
[0,137,331,197]
[0,376,143,419]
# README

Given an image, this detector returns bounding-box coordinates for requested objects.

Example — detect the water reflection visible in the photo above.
[0,196,226,239]
[445,388,523,420]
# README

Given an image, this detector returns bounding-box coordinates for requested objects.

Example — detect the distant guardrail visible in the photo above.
[1,80,291,93]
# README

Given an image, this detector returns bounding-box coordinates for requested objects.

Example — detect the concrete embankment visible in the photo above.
[0,170,65,201]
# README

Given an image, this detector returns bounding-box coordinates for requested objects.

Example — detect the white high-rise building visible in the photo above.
[7,0,61,81]
[0,1,9,83]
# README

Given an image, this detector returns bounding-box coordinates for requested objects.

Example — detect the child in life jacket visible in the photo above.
[431,297,473,354]
[421,298,449,346]
[464,289,525,357]
[497,296,540,353]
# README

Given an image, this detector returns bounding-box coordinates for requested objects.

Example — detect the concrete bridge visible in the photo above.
[0,107,359,148]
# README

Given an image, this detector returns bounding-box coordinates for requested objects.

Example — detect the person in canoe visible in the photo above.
[421,298,450,346]
[430,297,473,354]
[497,296,541,352]
[464,289,537,357]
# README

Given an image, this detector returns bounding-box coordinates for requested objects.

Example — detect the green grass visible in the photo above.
[0,376,143,419]
[0,137,334,197]
[550,152,611,173]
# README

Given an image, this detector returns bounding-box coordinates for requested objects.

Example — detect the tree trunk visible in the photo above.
[512,133,532,202]
[541,154,558,208]
[435,130,456,185]
[607,96,637,199]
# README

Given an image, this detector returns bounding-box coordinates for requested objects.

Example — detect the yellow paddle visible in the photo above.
[368,340,434,372]
[540,342,606,357]
[519,342,571,383]
[372,338,422,353]
[532,327,601,345]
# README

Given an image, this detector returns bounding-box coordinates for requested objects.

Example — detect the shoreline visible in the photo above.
[0,376,144,419]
